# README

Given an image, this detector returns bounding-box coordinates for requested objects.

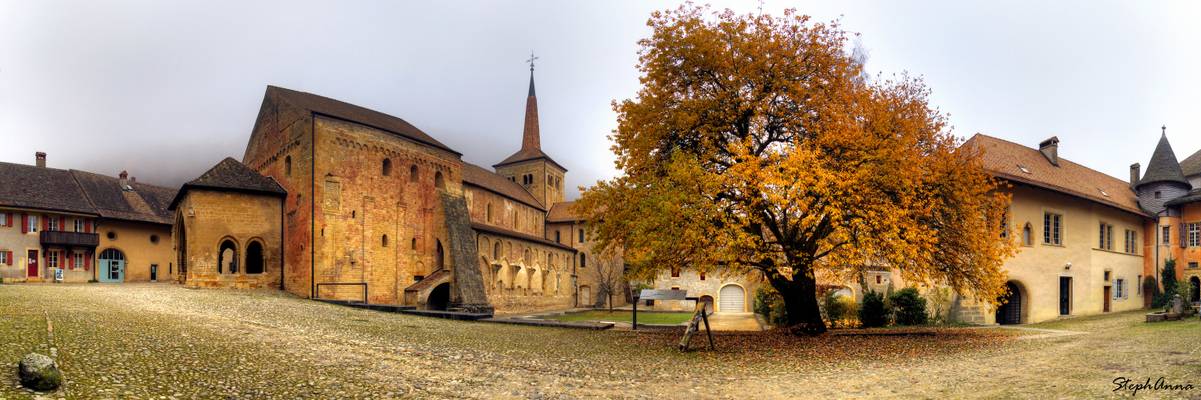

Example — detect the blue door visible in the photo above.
[98,249,125,283]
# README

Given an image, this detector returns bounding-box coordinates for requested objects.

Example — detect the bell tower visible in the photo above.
[494,53,567,208]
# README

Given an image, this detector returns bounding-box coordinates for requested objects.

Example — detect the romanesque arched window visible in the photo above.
[410,165,418,183]
[218,239,238,274]
[580,253,586,269]
[245,241,264,274]
[486,203,493,223]
[382,158,392,176]
[1022,223,1033,247]
[493,242,501,259]
[284,156,292,177]
[435,171,445,189]
[382,234,389,247]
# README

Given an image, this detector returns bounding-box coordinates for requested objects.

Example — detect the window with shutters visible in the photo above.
[73,252,83,269]
[48,251,59,268]
[0,213,7,226]
[1114,278,1125,299]
[0,251,8,265]
[74,219,84,232]
[28,215,38,233]
[1163,226,1171,245]
[47,216,59,232]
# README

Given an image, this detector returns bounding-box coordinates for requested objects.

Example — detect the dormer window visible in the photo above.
[1098,188,1110,197]
[1017,164,1031,174]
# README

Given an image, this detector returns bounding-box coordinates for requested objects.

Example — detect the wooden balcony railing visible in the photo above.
[39,230,100,248]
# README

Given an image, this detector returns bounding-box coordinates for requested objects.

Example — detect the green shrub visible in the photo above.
[753,286,788,326]
[889,287,928,326]
[1153,260,1179,309]
[859,290,888,328]
[821,290,859,328]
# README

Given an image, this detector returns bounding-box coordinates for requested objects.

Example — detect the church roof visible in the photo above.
[1180,148,1201,178]
[266,85,459,156]
[169,157,285,210]
[461,163,545,210]
[1136,133,1190,189]
[964,134,1145,216]
[547,201,583,223]
[494,148,566,171]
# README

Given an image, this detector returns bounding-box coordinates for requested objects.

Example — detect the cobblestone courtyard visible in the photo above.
[1,284,1198,399]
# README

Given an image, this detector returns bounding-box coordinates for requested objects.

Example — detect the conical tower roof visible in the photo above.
[1136,129,1190,189]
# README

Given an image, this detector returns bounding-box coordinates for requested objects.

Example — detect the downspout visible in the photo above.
[310,115,317,299]
[280,194,285,291]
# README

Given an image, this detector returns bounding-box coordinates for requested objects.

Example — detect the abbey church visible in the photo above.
[168,69,607,314]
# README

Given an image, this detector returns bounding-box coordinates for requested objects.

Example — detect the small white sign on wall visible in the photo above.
[54,268,64,282]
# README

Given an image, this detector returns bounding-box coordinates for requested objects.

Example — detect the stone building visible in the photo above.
[169,158,286,289]
[0,153,176,283]
[174,69,619,314]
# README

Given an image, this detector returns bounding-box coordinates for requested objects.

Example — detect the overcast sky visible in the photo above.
[3,1,1200,197]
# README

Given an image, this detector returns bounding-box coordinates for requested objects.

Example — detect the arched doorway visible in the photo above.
[218,239,238,274]
[996,281,1023,325]
[718,284,746,313]
[428,283,451,310]
[245,241,264,274]
[98,248,126,283]
[1191,277,1200,303]
[699,295,715,315]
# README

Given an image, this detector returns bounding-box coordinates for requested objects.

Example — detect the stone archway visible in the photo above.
[428,283,451,310]
[996,281,1024,325]
[1191,276,1200,303]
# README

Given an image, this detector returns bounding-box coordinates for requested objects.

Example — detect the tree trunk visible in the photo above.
[770,270,826,335]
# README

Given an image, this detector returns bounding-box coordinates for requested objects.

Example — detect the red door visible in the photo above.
[27,250,38,277]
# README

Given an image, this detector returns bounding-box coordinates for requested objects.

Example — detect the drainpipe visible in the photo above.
[310,115,317,299]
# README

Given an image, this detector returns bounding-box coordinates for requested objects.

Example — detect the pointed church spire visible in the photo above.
[522,52,540,151]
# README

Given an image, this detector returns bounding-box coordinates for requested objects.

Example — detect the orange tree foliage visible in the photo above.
[576,6,1014,334]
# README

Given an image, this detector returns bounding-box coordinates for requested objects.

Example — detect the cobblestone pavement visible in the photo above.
[0,284,1196,399]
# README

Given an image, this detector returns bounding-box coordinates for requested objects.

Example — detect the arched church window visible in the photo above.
[1022,223,1033,247]
[410,165,418,183]
[218,239,238,274]
[382,234,389,247]
[436,239,445,271]
[435,171,445,189]
[382,158,392,176]
[245,241,264,274]
[284,156,292,177]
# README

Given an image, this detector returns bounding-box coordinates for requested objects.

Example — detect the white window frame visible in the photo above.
[1114,278,1125,299]
[28,215,38,233]
[0,213,7,226]
[73,252,84,269]
[46,216,58,232]
[74,219,85,232]
[48,251,59,268]
[1044,212,1063,245]
[1189,223,1201,248]
[0,251,8,265]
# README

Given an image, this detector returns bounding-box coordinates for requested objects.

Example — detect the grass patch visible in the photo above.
[544,310,694,325]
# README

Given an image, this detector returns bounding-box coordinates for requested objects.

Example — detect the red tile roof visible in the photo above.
[964,134,1146,216]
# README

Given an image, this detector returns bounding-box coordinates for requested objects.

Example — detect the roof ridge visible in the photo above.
[972,133,1131,188]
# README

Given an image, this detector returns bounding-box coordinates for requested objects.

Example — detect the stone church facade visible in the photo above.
[170,71,619,314]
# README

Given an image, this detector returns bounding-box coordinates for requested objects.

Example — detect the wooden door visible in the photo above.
[1103,286,1111,312]
[26,250,38,277]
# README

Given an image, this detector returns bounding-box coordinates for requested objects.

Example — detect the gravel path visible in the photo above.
[0,284,1195,399]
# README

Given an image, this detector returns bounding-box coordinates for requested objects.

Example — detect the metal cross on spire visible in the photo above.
[526,52,539,72]
[1162,125,1167,136]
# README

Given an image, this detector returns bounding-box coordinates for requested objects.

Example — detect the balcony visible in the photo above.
[39,230,100,248]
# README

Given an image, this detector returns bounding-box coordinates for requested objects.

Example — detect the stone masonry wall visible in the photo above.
[176,190,282,290]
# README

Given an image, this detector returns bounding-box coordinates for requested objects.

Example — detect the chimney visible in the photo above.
[1038,136,1059,166]
[35,152,46,168]
[1130,163,1141,187]
[119,171,129,188]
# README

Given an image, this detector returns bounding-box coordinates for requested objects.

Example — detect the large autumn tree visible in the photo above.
[577,6,1014,334]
